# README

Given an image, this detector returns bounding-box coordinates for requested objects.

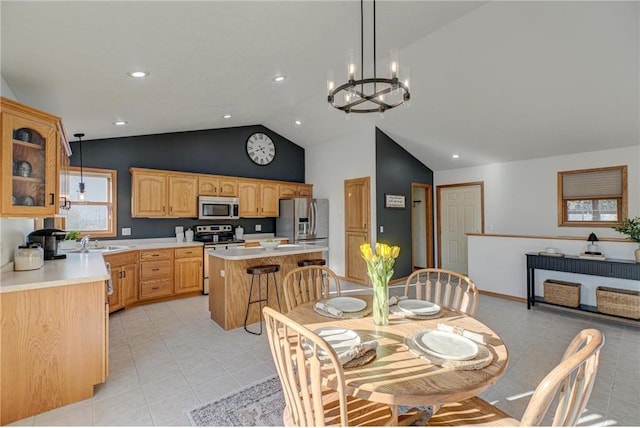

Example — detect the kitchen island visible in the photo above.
[208,244,328,330]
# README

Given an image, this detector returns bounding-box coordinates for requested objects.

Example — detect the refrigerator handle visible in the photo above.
[312,201,318,235]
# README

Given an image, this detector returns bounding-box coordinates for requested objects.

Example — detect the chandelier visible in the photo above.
[327,0,410,115]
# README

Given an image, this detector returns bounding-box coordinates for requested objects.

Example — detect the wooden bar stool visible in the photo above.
[244,264,281,335]
[297,259,326,267]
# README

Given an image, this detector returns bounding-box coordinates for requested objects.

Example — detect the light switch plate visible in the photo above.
[122,227,132,236]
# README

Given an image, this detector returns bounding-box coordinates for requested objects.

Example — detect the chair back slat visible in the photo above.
[283,266,341,313]
[405,268,479,316]
[520,329,604,426]
[263,307,349,426]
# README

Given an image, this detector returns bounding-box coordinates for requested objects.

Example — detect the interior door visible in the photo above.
[437,183,483,274]
[344,177,370,285]
[411,183,433,270]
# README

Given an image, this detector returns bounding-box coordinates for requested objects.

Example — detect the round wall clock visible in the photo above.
[246,132,276,165]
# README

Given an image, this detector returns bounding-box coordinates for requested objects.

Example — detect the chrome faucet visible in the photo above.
[79,235,91,253]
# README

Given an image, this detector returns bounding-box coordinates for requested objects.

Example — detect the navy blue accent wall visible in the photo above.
[70,125,305,239]
[375,128,433,279]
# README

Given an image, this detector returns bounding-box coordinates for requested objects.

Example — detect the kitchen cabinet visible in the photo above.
[1,97,62,217]
[198,176,238,197]
[238,180,279,217]
[57,125,72,211]
[130,168,197,218]
[174,246,203,294]
[1,280,108,425]
[279,183,313,199]
[139,248,174,300]
[104,251,138,312]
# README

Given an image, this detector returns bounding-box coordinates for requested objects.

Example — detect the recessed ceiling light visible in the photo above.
[452,154,460,159]
[295,120,302,126]
[223,114,232,119]
[113,120,128,126]
[127,70,149,78]
[273,75,286,82]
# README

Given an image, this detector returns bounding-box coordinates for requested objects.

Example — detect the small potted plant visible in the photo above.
[612,216,640,262]
[59,231,81,250]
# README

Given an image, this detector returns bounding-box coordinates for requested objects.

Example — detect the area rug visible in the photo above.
[187,375,432,426]
[187,376,285,426]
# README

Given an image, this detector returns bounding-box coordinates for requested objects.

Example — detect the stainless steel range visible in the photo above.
[195,224,245,294]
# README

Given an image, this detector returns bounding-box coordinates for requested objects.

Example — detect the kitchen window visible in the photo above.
[66,167,117,237]
[557,165,627,227]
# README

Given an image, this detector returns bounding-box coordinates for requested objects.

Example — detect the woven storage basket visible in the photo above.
[596,287,640,320]
[543,279,581,308]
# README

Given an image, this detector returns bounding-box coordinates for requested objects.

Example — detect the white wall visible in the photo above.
[305,128,376,277]
[435,146,640,299]
[435,146,639,238]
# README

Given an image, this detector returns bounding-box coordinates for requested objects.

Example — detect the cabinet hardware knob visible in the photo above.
[152,268,160,271]
[152,286,159,290]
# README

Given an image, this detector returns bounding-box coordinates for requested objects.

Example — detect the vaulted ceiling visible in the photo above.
[2,1,638,171]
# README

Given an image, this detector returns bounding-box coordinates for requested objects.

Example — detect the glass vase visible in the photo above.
[371,276,390,326]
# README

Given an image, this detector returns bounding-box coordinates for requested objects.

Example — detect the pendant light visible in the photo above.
[327,0,410,115]
[74,133,86,200]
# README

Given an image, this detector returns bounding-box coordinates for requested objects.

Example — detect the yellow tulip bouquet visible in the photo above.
[360,242,400,326]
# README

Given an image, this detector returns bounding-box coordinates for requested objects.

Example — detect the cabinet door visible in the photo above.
[279,183,297,199]
[174,257,203,294]
[2,111,58,217]
[107,266,124,312]
[58,130,71,212]
[260,182,280,217]
[168,175,197,217]
[131,171,167,217]
[198,176,219,196]
[297,184,313,198]
[121,264,138,306]
[238,181,260,217]
[218,178,238,197]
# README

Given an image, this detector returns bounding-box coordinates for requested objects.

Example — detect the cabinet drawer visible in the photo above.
[140,278,173,299]
[104,250,137,267]
[139,249,172,261]
[140,260,172,279]
[175,246,203,259]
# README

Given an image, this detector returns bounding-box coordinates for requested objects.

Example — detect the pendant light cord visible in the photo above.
[79,137,83,183]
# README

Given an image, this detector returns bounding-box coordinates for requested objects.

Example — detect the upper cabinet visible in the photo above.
[238,180,279,217]
[279,183,313,199]
[198,176,238,197]
[1,97,63,217]
[130,168,197,218]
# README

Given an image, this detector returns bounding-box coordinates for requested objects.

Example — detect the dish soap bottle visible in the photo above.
[185,228,194,242]
[235,226,244,240]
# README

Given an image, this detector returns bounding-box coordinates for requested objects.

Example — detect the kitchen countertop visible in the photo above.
[207,243,328,261]
[1,252,110,293]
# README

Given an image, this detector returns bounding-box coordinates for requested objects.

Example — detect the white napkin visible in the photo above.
[388,295,408,306]
[336,340,378,365]
[315,301,343,317]
[437,323,485,345]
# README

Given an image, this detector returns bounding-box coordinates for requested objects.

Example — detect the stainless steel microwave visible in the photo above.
[198,196,240,220]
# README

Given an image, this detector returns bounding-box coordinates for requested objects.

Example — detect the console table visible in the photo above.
[526,253,640,316]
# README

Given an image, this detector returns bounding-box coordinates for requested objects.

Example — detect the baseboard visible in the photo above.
[478,289,526,303]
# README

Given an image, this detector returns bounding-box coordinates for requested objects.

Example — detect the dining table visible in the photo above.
[285,294,509,424]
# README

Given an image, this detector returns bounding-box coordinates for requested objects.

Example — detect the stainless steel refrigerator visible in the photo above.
[277,198,329,246]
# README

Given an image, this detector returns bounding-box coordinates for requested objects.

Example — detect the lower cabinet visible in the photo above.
[174,246,203,294]
[139,248,174,300]
[104,251,138,313]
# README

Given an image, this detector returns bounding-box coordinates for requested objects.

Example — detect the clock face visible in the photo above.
[246,133,275,165]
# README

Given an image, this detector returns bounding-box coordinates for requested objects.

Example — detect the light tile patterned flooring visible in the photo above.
[10,282,640,426]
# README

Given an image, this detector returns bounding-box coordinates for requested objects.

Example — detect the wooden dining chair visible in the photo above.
[283,266,341,313]
[404,268,479,316]
[262,307,425,426]
[427,328,604,427]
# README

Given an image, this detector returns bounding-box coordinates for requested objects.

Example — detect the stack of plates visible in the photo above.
[324,297,367,313]
[313,327,361,355]
[397,299,441,316]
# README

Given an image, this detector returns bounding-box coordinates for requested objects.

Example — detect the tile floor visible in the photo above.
[9,282,640,426]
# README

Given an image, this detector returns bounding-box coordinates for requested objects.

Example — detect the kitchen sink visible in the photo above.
[70,245,135,253]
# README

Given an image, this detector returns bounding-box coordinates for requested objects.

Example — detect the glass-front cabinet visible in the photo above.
[1,97,62,217]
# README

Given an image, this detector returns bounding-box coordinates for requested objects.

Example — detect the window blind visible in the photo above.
[562,169,622,199]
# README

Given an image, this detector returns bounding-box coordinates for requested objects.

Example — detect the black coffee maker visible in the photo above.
[27,229,67,260]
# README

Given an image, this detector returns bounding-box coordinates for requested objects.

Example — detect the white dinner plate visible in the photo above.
[414,330,479,361]
[313,327,361,355]
[324,297,367,313]
[397,299,441,315]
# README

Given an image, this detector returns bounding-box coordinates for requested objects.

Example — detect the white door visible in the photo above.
[439,184,482,274]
